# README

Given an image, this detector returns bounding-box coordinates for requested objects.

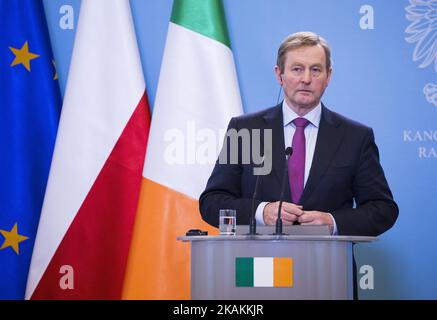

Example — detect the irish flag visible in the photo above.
[123,0,243,299]
[25,0,150,299]
[235,257,293,287]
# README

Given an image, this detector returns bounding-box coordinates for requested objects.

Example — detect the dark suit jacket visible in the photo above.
[199,103,398,236]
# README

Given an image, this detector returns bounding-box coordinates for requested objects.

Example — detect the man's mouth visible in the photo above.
[297,90,312,94]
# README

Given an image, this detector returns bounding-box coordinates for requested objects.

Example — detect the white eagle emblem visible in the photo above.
[405,0,437,106]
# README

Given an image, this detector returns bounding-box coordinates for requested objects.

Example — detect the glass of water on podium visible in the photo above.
[219,209,236,235]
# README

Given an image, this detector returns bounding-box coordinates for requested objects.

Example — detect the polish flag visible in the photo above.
[25,0,150,299]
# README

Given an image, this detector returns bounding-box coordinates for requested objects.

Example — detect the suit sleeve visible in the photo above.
[332,128,399,236]
[199,117,262,227]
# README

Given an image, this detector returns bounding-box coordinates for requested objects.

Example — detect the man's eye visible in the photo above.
[292,67,303,73]
[311,68,322,76]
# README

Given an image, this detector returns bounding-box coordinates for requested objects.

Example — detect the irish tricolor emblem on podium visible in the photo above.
[235,257,293,287]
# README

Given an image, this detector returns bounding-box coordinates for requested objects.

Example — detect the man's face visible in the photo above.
[275,44,331,113]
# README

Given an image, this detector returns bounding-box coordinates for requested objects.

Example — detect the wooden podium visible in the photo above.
[178,234,375,300]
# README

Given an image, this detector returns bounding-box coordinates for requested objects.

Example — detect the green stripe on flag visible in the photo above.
[170,0,231,48]
[235,257,254,287]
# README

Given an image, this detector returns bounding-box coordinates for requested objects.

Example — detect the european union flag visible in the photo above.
[0,0,61,299]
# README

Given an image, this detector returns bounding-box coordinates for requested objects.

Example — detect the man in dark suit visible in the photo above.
[199,31,398,236]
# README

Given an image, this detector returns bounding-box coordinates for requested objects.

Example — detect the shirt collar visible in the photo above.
[282,100,322,128]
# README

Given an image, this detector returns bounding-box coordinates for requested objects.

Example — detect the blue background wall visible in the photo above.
[42,0,437,299]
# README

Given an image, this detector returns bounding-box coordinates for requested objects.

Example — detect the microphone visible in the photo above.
[248,156,265,235]
[274,147,293,235]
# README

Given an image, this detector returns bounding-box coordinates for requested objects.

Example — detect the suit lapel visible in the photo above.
[300,105,344,205]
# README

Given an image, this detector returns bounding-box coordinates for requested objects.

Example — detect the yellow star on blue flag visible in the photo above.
[9,41,40,72]
[0,223,29,255]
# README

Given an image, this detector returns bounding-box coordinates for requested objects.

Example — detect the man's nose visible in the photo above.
[301,70,311,84]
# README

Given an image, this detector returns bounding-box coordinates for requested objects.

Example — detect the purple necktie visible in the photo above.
[288,117,310,204]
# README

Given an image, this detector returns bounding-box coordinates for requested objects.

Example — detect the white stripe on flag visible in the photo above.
[143,23,242,198]
[254,257,273,287]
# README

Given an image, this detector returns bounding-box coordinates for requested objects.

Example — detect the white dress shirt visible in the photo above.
[254,100,338,234]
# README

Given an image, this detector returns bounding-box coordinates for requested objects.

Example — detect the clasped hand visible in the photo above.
[263,201,333,234]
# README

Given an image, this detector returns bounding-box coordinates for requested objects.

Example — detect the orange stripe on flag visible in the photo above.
[273,257,293,287]
[122,178,218,299]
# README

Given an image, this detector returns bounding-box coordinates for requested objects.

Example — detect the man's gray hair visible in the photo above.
[276,31,332,72]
